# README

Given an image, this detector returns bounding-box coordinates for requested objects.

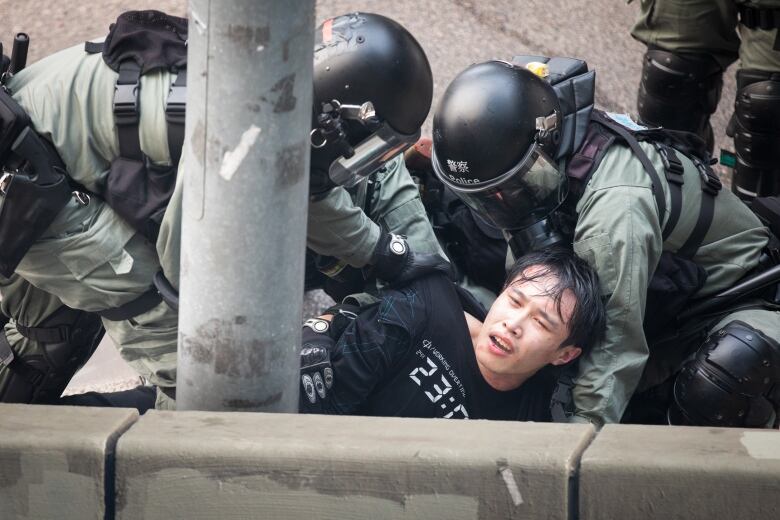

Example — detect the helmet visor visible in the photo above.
[328,123,420,188]
[432,142,566,230]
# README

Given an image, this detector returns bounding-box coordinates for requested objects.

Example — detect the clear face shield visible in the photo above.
[432,138,567,232]
[310,101,420,189]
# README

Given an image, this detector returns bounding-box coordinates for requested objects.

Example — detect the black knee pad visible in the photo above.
[730,69,780,200]
[669,320,780,428]
[0,307,105,403]
[637,48,723,150]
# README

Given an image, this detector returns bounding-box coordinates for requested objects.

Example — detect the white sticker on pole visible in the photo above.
[219,125,261,181]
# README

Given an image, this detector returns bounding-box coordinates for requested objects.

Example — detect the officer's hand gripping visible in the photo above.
[369,233,452,285]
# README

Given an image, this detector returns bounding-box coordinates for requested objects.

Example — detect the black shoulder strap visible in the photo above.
[677,156,722,258]
[651,142,684,241]
[114,60,143,160]
[568,111,722,259]
[590,111,668,232]
[91,10,188,167]
[165,69,186,165]
[112,62,186,166]
[565,121,615,203]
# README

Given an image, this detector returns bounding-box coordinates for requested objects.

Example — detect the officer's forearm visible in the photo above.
[307,187,381,268]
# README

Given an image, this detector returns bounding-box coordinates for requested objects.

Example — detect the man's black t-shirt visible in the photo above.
[304,274,555,421]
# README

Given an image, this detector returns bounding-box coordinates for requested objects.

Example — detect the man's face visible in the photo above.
[474,266,581,389]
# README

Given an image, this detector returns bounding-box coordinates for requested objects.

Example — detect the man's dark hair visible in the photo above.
[503,247,606,356]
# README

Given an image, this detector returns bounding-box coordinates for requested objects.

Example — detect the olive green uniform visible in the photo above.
[308,154,444,266]
[630,0,780,72]
[0,43,442,405]
[1,43,180,404]
[570,135,779,426]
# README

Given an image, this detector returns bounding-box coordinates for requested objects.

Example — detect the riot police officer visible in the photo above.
[630,0,780,200]
[431,57,780,428]
[305,12,447,301]
[0,11,447,407]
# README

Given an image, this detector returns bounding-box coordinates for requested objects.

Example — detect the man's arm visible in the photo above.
[307,186,381,268]
[570,185,663,426]
[307,155,451,286]
[299,285,425,414]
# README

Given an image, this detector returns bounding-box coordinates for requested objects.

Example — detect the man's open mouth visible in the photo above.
[490,335,512,354]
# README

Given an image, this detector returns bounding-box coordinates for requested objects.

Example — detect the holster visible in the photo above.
[0,171,71,276]
[0,116,73,277]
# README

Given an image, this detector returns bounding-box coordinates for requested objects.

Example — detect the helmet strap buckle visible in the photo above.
[535,113,558,132]
[312,101,355,158]
[311,99,383,156]
[535,112,561,154]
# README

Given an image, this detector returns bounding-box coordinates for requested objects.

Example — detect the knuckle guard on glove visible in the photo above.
[300,320,336,408]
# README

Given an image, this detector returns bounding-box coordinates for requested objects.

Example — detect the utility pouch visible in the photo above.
[0,90,72,277]
[103,157,176,242]
[644,251,708,336]
[0,87,31,167]
[84,10,187,244]
[0,172,72,277]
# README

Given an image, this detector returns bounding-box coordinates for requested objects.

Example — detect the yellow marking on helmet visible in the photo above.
[525,62,550,78]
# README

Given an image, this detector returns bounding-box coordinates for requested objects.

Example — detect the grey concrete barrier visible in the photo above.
[0,403,139,520]
[579,424,780,519]
[115,411,595,520]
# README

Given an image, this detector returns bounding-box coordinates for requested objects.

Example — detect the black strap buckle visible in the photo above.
[549,374,575,422]
[655,143,685,186]
[72,190,91,206]
[113,81,139,125]
[0,172,14,196]
[165,83,186,126]
[693,157,722,196]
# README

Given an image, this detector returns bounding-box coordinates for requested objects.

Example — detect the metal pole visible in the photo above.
[177,0,314,411]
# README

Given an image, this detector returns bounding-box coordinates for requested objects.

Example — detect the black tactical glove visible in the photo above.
[369,233,452,285]
[299,318,336,411]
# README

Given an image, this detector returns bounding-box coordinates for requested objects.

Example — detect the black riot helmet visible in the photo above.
[310,13,433,190]
[431,60,569,254]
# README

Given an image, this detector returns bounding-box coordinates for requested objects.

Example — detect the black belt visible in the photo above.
[97,286,162,321]
[17,323,70,343]
[738,4,780,50]
[739,4,780,30]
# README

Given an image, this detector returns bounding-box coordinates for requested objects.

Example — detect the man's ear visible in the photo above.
[551,345,582,366]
